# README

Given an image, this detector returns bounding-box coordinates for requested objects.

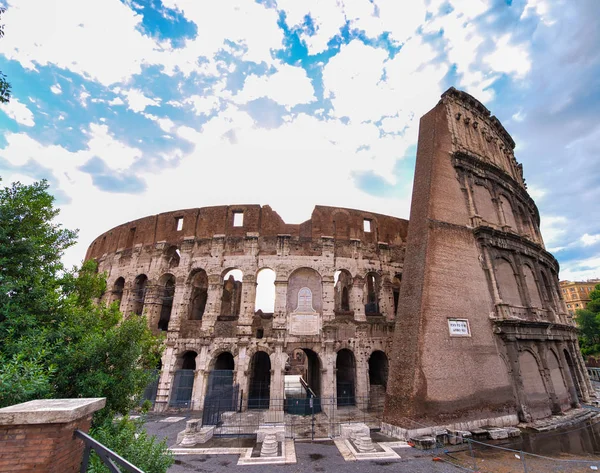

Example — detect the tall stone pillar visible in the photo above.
[352,277,366,322]
[273,279,288,330]
[202,274,222,332]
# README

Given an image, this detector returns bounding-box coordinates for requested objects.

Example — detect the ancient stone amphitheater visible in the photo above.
[85,88,593,435]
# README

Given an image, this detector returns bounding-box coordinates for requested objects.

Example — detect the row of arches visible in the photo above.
[108,266,403,331]
[469,175,542,244]
[492,254,563,318]
[169,348,389,410]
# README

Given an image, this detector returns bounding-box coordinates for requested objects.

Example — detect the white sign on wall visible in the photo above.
[448,318,471,337]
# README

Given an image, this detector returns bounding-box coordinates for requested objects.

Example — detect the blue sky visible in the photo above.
[0,0,598,281]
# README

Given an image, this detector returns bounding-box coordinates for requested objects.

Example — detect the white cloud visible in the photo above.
[185,95,221,116]
[108,97,125,106]
[540,215,568,248]
[120,89,160,113]
[3,0,161,86]
[560,254,600,282]
[581,233,600,247]
[50,83,62,94]
[84,123,142,170]
[235,63,316,108]
[0,97,35,127]
[484,34,531,78]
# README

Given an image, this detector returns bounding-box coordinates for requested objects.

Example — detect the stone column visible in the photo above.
[237,343,250,410]
[166,277,187,332]
[352,277,366,322]
[273,279,288,330]
[0,398,106,473]
[322,342,336,417]
[238,273,257,334]
[270,344,287,413]
[322,273,335,323]
[505,341,531,422]
[355,352,369,402]
[191,345,210,411]
[202,274,223,332]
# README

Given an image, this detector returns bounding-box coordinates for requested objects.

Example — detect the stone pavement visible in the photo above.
[141,413,462,472]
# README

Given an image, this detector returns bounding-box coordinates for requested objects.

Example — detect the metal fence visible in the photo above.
[169,369,195,408]
[199,393,385,439]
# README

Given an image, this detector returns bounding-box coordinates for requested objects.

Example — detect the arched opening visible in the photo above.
[368,351,388,412]
[392,274,402,316]
[248,352,271,409]
[368,351,388,388]
[255,268,276,314]
[364,272,381,315]
[336,349,356,406]
[523,265,542,309]
[495,259,523,307]
[214,352,235,370]
[165,245,180,268]
[221,269,243,317]
[170,351,197,408]
[158,274,175,331]
[499,195,518,229]
[111,277,125,306]
[519,350,551,419]
[132,274,148,315]
[334,270,353,314]
[189,270,208,320]
[473,183,498,225]
[564,349,581,404]
[203,352,238,423]
[547,350,570,411]
[541,271,556,313]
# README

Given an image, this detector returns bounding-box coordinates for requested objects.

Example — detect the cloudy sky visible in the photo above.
[0,0,598,281]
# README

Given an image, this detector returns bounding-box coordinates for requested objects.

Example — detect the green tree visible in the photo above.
[575,284,600,356]
[0,179,172,472]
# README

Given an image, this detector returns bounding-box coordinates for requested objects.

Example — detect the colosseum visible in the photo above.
[85,88,593,436]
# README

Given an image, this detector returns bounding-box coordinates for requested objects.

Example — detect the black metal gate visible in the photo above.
[141,369,159,407]
[170,369,195,408]
[202,370,239,427]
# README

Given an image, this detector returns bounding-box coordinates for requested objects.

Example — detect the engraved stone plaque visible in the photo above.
[448,318,471,337]
[289,287,320,335]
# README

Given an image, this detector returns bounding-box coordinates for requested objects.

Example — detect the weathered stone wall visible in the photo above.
[86,205,407,411]
[384,87,591,428]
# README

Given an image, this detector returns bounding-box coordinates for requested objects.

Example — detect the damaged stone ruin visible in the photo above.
[85,87,594,441]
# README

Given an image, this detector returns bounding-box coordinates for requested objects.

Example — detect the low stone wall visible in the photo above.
[0,398,106,473]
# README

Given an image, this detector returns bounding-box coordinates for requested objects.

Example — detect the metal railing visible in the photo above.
[75,429,144,473]
[587,366,600,382]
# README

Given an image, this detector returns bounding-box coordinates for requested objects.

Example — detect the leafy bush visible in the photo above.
[87,416,174,473]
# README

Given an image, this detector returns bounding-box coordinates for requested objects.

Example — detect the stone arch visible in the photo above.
[368,350,388,388]
[498,194,518,229]
[287,348,322,396]
[563,349,582,402]
[336,348,356,406]
[334,269,353,313]
[287,268,322,314]
[364,271,381,315]
[540,270,555,312]
[547,349,570,409]
[255,267,276,314]
[248,351,271,409]
[519,349,551,419]
[495,258,523,306]
[221,269,243,317]
[523,264,542,309]
[473,182,498,225]
[157,273,176,331]
[170,351,197,408]
[132,274,148,315]
[188,269,208,320]
[111,277,125,306]
[165,245,181,269]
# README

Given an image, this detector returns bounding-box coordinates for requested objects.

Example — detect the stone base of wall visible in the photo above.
[381,413,519,441]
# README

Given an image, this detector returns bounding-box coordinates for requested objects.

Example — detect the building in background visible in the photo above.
[561,279,600,317]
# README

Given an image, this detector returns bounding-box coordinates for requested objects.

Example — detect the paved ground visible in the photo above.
[141,413,463,472]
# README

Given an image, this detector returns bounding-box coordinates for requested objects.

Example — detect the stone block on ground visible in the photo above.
[506,427,521,438]
[176,420,214,446]
[340,422,370,439]
[486,428,508,440]
[260,433,279,457]
[257,425,285,442]
[410,436,437,450]
[448,429,472,445]
[470,428,488,440]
